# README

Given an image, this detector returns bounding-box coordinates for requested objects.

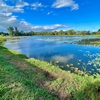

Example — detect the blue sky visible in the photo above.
[0,0,100,32]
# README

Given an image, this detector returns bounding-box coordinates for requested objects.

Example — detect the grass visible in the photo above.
[0,47,57,100]
[0,36,6,45]
[0,46,100,100]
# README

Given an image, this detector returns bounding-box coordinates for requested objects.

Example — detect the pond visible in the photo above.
[4,36,100,75]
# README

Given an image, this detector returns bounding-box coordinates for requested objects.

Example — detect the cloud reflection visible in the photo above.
[52,54,74,63]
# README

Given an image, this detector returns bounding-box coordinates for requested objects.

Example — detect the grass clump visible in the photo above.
[0,36,6,45]
[0,46,100,100]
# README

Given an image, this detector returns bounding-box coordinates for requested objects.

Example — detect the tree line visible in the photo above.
[0,26,100,36]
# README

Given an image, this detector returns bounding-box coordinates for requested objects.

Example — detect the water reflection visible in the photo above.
[4,36,100,74]
[52,54,74,63]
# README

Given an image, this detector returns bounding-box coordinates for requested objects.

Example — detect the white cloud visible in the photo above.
[47,11,52,15]
[52,0,79,10]
[0,12,67,32]
[0,0,68,32]
[32,24,67,31]
[16,0,29,8]
[31,2,44,10]
[71,3,78,10]
[0,0,29,14]
[47,11,58,16]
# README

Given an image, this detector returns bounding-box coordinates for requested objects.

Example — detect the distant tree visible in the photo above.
[41,31,47,35]
[98,29,100,32]
[0,32,8,36]
[86,31,90,35]
[77,31,82,35]
[49,31,57,35]
[92,32,97,35]
[20,31,24,36]
[15,27,20,36]
[58,30,64,35]
[7,27,14,36]
[97,29,100,35]
[82,31,88,35]
[77,30,90,35]
[53,31,58,35]
[67,29,76,35]
[97,32,100,35]
[49,32,53,35]
[30,31,34,35]
[0,32,4,36]
[65,31,68,35]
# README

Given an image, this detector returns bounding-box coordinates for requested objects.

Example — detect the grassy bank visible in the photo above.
[0,36,6,45]
[0,46,100,100]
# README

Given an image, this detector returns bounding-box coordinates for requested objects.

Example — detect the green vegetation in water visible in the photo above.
[65,50,100,75]
[75,38,100,46]
[0,36,6,45]
[0,46,100,99]
[5,36,25,40]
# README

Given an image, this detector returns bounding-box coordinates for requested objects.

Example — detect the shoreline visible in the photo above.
[0,46,100,99]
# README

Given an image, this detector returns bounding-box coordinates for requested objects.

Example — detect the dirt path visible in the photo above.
[0,47,72,100]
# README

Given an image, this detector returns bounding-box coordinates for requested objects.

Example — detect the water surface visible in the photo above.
[4,36,100,74]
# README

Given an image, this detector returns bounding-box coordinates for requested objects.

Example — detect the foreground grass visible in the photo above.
[0,46,100,100]
[0,48,56,100]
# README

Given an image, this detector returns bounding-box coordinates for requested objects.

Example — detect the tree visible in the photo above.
[92,32,97,35]
[7,27,14,36]
[98,29,100,32]
[15,27,20,36]
[65,31,68,35]
[77,30,90,35]
[41,31,47,35]
[97,29,100,35]
[97,32,100,35]
[86,31,90,35]
[49,31,53,35]
[30,31,34,36]
[53,31,58,35]
[58,30,64,35]
[0,32,2,35]
[20,31,24,35]
[81,31,87,35]
[67,29,76,35]
[77,31,82,35]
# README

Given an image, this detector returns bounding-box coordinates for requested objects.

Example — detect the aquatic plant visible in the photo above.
[75,38,100,46]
